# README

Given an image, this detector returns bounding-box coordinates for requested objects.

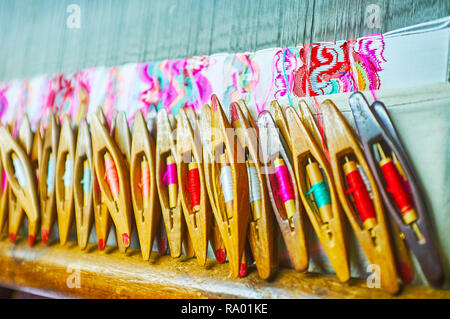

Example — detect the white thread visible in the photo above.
[247,165,261,203]
[13,157,26,187]
[47,156,56,193]
[62,158,73,187]
[220,165,234,203]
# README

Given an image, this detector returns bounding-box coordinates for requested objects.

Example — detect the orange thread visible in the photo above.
[104,153,120,197]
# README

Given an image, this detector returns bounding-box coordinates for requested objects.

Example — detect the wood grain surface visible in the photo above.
[0,238,448,299]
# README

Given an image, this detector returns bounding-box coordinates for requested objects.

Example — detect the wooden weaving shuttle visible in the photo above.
[348,92,445,288]
[91,108,112,251]
[145,108,171,256]
[285,106,350,281]
[73,120,94,250]
[8,118,33,243]
[176,107,211,266]
[90,108,132,253]
[321,99,399,294]
[39,112,60,244]
[230,100,278,279]
[55,115,76,245]
[130,109,160,260]
[5,123,23,242]
[0,117,39,246]
[357,100,415,284]
[370,100,422,284]
[156,108,184,258]
[256,110,309,272]
[198,104,227,263]
[111,111,133,253]
[210,95,250,277]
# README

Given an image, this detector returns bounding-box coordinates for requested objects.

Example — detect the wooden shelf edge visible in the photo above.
[0,238,448,299]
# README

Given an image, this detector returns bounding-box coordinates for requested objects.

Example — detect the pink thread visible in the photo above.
[1,171,8,191]
[164,163,177,185]
[275,164,295,202]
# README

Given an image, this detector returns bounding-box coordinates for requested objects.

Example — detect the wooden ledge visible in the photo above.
[0,238,448,299]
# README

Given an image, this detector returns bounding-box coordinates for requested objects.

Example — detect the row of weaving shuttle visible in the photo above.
[0,92,444,294]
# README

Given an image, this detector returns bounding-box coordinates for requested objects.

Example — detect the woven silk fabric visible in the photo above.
[0,34,385,130]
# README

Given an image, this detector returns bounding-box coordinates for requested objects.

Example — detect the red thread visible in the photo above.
[187,167,201,209]
[345,169,376,222]
[41,229,49,244]
[104,155,120,197]
[28,235,35,247]
[380,161,413,216]
[214,248,226,263]
[98,238,105,251]
[239,262,247,278]
[122,233,130,246]
[398,261,414,284]
[9,233,15,243]
[275,164,295,203]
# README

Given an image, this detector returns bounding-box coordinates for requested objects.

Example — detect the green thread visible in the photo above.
[306,181,331,209]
